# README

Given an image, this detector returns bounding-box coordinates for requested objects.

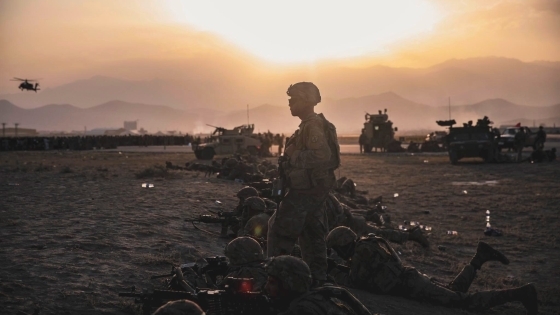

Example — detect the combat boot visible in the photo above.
[407,226,430,248]
[470,242,509,270]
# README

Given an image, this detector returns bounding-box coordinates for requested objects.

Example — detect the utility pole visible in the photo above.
[448,97,451,120]
[2,123,5,137]
[15,123,19,137]
[247,104,250,126]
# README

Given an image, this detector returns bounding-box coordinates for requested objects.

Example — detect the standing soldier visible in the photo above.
[514,127,526,162]
[536,126,547,150]
[268,82,341,284]
[359,129,367,154]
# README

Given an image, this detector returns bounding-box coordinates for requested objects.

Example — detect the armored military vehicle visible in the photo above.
[360,109,400,152]
[194,124,262,160]
[437,117,497,164]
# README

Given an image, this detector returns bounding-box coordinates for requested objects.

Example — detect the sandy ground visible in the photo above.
[0,150,559,315]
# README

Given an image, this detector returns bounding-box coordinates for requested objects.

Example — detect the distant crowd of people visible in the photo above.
[0,132,287,153]
[0,135,195,151]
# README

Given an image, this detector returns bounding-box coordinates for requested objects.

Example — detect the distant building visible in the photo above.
[105,128,138,136]
[124,121,138,131]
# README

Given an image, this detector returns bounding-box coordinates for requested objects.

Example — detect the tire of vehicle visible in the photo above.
[449,148,459,165]
[199,147,215,160]
[247,146,259,156]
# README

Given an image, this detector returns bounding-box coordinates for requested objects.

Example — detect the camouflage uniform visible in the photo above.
[327,228,537,314]
[243,212,271,239]
[325,193,411,245]
[224,237,268,292]
[238,196,267,235]
[265,256,372,315]
[268,112,339,280]
[230,186,259,235]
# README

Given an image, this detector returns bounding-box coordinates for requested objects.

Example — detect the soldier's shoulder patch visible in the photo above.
[311,136,318,143]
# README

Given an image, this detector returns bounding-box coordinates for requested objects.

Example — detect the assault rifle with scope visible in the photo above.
[119,277,272,315]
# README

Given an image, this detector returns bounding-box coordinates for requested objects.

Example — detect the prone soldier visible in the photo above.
[264,255,372,315]
[326,227,538,314]
[223,237,269,292]
[325,193,429,247]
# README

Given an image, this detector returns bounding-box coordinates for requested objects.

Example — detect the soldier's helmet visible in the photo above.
[236,186,259,199]
[326,226,357,249]
[287,82,321,105]
[265,256,312,294]
[153,300,204,315]
[225,237,264,265]
[243,196,266,212]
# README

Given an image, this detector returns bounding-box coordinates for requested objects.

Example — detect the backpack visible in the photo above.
[318,113,341,170]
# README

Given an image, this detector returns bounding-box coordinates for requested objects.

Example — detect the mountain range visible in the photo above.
[2,94,558,135]
[1,57,559,110]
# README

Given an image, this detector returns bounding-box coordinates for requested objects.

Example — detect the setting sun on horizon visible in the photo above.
[161,0,443,63]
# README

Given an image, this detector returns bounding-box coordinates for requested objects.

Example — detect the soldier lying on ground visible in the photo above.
[238,196,272,240]
[326,227,538,315]
[529,147,557,163]
[228,186,259,235]
[325,193,429,247]
[264,255,373,315]
[223,237,269,292]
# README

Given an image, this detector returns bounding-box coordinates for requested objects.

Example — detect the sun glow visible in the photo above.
[162,0,442,63]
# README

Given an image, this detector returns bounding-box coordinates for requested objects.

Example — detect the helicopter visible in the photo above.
[10,77,41,92]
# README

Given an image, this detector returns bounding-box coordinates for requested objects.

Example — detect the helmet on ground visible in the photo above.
[286,82,321,104]
[265,255,312,294]
[153,300,204,315]
[243,196,266,212]
[225,237,264,265]
[326,226,357,249]
[236,186,259,199]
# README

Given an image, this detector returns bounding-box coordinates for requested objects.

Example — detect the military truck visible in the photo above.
[498,126,540,151]
[194,124,262,160]
[437,117,497,164]
[360,109,400,152]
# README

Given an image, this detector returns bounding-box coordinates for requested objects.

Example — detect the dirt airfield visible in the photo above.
[1,150,559,315]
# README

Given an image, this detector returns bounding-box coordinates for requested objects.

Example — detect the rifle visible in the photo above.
[119,277,272,315]
[184,214,239,237]
[151,256,229,289]
[271,155,288,206]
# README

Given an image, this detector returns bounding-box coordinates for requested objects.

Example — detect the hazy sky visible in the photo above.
[0,0,559,92]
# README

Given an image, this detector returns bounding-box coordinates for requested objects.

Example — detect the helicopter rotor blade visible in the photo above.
[11,78,26,81]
